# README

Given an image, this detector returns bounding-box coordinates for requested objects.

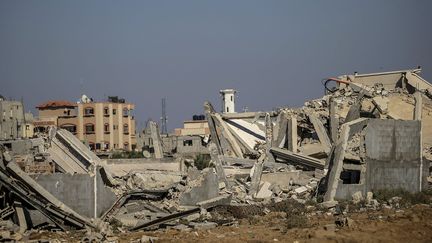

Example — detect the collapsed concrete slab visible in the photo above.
[48,129,103,174]
[270,147,325,170]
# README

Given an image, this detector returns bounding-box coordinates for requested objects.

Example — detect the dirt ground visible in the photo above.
[27,203,432,243]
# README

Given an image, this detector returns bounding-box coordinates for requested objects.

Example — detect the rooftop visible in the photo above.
[36,100,77,109]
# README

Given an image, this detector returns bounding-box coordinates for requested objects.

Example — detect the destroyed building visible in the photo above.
[203,68,431,202]
[0,97,34,140]
[138,115,210,159]
[0,68,431,241]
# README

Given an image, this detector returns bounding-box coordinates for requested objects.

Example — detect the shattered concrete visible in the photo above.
[1,67,432,240]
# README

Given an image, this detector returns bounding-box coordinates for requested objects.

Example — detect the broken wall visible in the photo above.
[364,119,425,192]
[30,168,116,221]
[176,135,209,155]
[334,119,426,200]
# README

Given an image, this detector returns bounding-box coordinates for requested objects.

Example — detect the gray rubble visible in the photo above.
[0,67,431,239]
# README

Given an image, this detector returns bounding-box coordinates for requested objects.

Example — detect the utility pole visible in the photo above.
[160,98,168,134]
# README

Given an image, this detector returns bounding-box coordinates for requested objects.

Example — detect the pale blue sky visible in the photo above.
[1,0,431,130]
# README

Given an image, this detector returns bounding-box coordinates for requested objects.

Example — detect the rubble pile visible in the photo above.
[0,68,431,240]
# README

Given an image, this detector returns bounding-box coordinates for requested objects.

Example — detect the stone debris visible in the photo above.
[0,67,431,239]
[255,181,273,199]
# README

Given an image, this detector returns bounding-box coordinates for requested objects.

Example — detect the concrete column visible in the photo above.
[265,113,275,162]
[414,92,422,121]
[287,116,298,152]
[308,112,332,153]
[330,99,339,143]
[324,123,350,202]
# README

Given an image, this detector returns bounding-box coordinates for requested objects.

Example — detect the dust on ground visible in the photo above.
[28,203,432,243]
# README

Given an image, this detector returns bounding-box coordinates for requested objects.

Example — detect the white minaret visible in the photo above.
[220,89,237,113]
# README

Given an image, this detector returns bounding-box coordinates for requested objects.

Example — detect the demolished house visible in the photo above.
[0,67,431,240]
[204,67,431,203]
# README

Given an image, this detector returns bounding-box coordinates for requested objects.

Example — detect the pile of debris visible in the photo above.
[0,67,431,241]
[203,68,432,206]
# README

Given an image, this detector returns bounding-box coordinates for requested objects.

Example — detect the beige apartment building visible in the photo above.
[35,96,136,151]
[174,115,209,136]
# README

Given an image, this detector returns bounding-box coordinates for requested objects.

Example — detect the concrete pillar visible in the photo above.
[308,112,332,153]
[287,116,298,152]
[324,123,350,202]
[414,92,422,121]
[265,113,275,162]
[14,201,27,233]
[330,99,339,143]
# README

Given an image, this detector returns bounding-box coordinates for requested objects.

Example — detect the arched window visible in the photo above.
[123,124,129,134]
[104,123,110,133]
[103,107,109,116]
[123,142,129,150]
[85,123,95,134]
[84,107,94,116]
[103,142,110,150]
[123,108,129,117]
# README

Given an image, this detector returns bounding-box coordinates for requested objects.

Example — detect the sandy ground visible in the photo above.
[28,204,432,243]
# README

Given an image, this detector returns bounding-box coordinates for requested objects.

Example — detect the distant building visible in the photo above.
[220,89,236,113]
[34,95,137,151]
[170,115,210,156]
[174,115,209,136]
[0,96,34,140]
[34,100,77,132]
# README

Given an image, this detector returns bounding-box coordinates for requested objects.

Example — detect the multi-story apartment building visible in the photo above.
[35,96,136,151]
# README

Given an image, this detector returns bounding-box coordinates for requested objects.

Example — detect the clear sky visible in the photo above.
[1,0,431,131]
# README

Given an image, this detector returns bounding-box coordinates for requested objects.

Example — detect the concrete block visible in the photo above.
[366,192,373,204]
[260,171,300,187]
[196,194,232,209]
[372,96,389,114]
[255,181,273,199]
[294,186,308,195]
[319,200,338,209]
[189,222,217,230]
[179,169,219,206]
[351,191,363,204]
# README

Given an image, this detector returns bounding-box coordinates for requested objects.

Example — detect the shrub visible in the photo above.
[194,154,212,170]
